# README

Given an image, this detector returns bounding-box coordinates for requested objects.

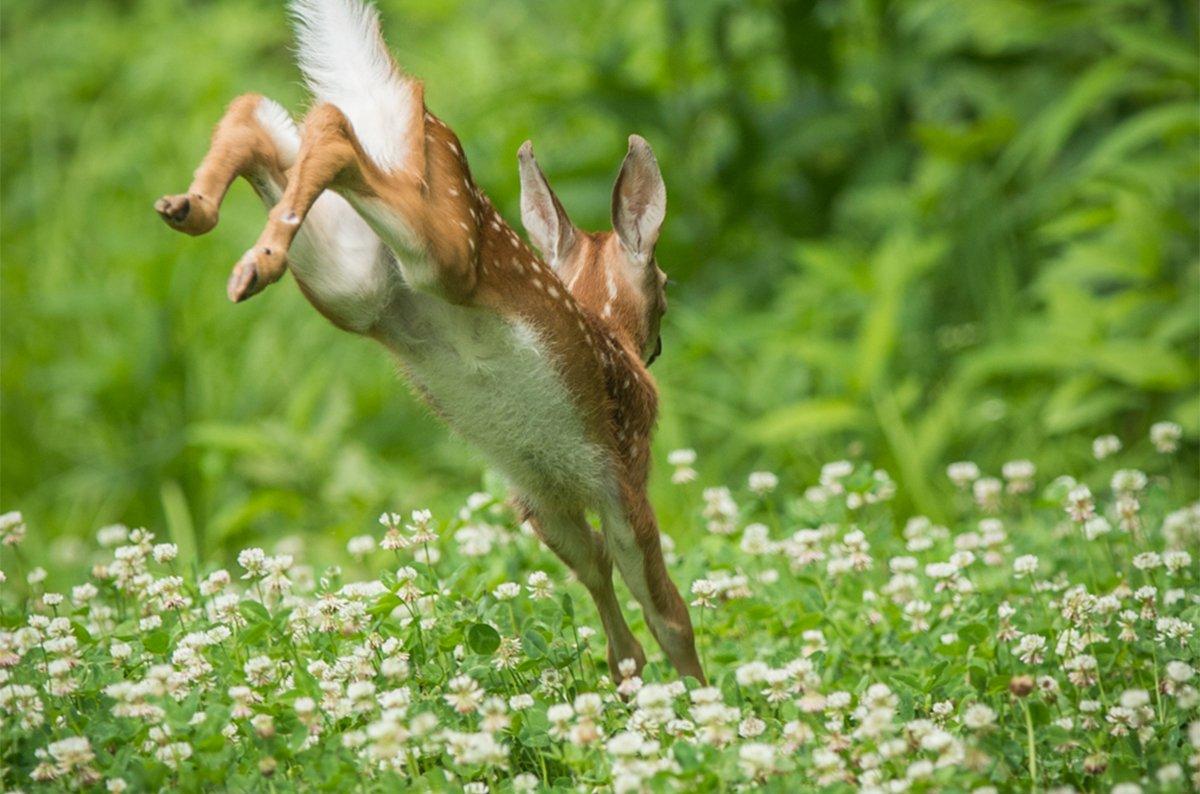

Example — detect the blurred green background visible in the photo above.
[2,0,1197,574]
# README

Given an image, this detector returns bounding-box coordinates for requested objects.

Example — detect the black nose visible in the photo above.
[647,336,662,366]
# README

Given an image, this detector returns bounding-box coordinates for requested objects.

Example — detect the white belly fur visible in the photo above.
[377,294,610,507]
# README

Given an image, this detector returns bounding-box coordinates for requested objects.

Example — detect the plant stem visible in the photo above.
[1022,699,1037,793]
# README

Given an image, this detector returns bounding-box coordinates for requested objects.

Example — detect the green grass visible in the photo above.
[1,0,1196,577]
[1,440,1197,790]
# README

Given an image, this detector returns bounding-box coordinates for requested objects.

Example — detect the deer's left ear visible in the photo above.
[518,141,577,267]
[611,134,666,261]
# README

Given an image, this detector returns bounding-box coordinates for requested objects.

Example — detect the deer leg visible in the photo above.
[602,483,706,683]
[157,96,391,330]
[226,103,365,303]
[528,508,646,681]
[155,93,294,235]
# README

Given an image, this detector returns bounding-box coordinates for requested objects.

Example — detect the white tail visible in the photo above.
[289,0,419,173]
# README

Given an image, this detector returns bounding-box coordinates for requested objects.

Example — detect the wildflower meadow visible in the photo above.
[2,424,1196,792]
[2,1,1197,792]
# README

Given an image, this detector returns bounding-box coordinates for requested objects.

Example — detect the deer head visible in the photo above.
[519,135,668,365]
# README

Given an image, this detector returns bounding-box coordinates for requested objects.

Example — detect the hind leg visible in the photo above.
[155,94,295,235]
[527,506,646,681]
[158,95,391,330]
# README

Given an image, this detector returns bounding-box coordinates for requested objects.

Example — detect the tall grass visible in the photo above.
[1,0,1196,573]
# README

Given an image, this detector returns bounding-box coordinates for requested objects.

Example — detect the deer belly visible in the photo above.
[389,309,609,504]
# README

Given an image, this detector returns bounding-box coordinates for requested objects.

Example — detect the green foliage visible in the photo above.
[1,0,1197,571]
[0,450,1196,790]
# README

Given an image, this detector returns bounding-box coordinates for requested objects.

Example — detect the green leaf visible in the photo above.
[467,622,501,655]
[160,480,198,574]
[749,399,864,443]
[522,628,550,660]
[959,623,990,646]
[673,742,700,771]
[560,592,575,621]
[143,630,170,655]
[70,620,93,645]
[240,623,268,645]
[368,592,402,618]
[239,600,271,625]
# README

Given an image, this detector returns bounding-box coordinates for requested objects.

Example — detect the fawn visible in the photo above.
[154,0,704,683]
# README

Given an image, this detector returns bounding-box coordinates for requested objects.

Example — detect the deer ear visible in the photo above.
[518,141,576,266]
[611,134,666,261]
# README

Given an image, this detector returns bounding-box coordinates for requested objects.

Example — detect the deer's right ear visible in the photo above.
[519,141,577,267]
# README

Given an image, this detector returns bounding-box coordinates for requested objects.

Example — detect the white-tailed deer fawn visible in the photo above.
[154,0,703,683]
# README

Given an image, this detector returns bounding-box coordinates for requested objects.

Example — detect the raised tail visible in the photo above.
[288,0,423,174]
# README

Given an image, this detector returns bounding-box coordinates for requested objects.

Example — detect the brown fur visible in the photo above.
[157,86,703,682]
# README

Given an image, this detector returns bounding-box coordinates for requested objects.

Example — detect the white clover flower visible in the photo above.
[1012,554,1041,578]
[444,675,484,714]
[1119,689,1151,709]
[1110,469,1147,495]
[1163,550,1191,573]
[690,578,719,609]
[739,523,772,555]
[820,460,854,493]
[1065,485,1095,523]
[606,731,644,757]
[0,511,27,546]
[574,692,603,720]
[1155,764,1183,785]
[947,462,980,489]
[1015,634,1047,664]
[346,535,375,559]
[735,661,771,687]
[701,487,738,534]
[748,471,778,495]
[1002,460,1036,493]
[906,759,934,780]
[512,773,539,792]
[492,582,520,601]
[152,543,178,564]
[237,548,267,579]
[1150,421,1182,453]
[1083,517,1111,541]
[1092,435,1121,460]
[1155,617,1194,644]
[973,477,1002,512]
[1132,552,1162,571]
[738,742,776,779]
[668,448,696,467]
[668,449,698,484]
[738,715,766,738]
[96,524,129,548]
[251,713,275,738]
[525,570,553,599]
[962,703,996,730]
